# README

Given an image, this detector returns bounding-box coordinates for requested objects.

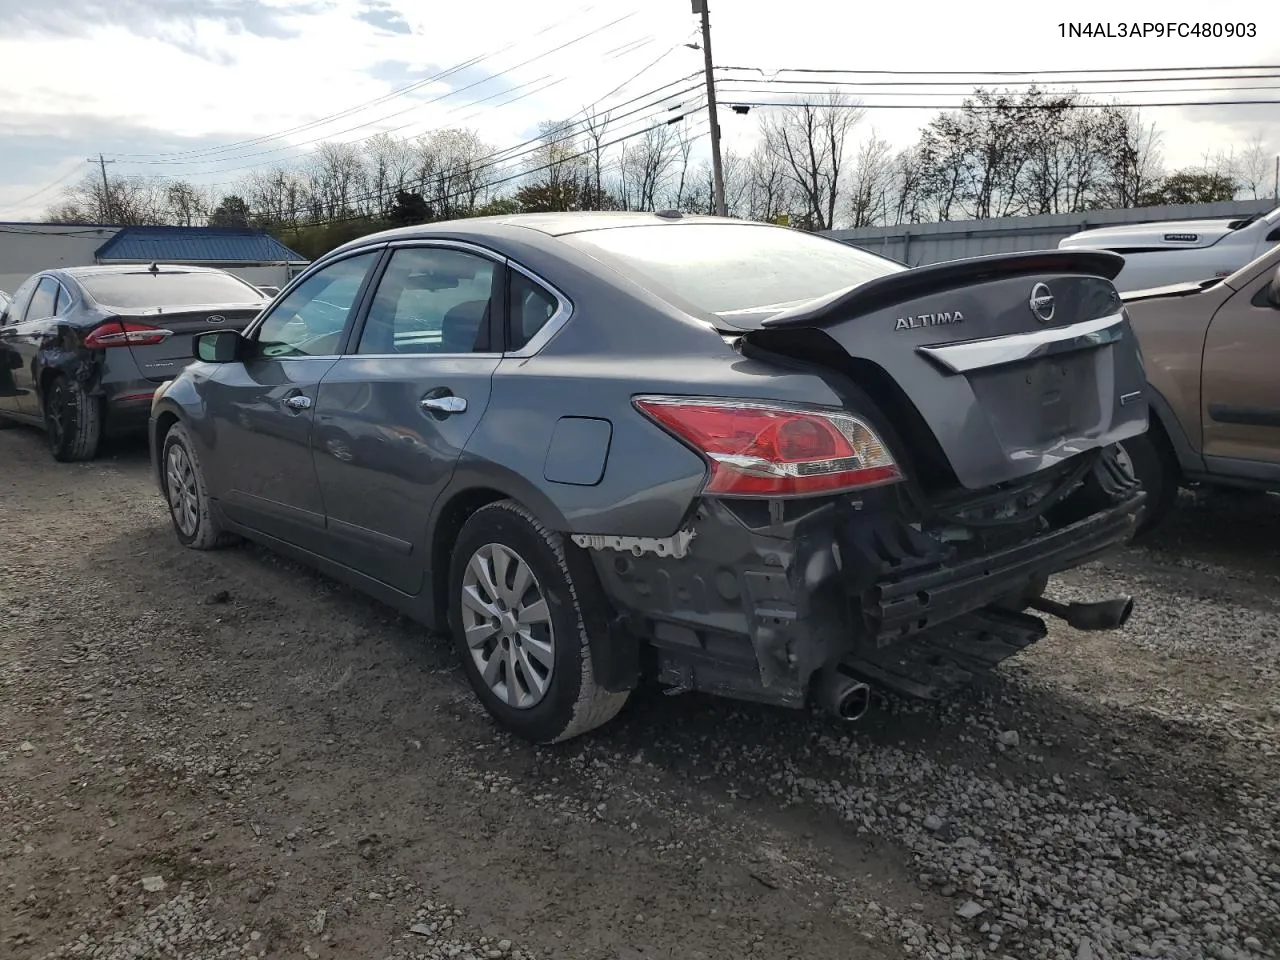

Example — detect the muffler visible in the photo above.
[1027,594,1134,631]
[816,668,872,721]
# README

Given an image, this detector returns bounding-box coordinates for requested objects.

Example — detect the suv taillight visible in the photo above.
[633,396,903,497]
[84,320,173,349]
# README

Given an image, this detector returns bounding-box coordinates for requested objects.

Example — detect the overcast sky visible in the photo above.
[1,0,1278,220]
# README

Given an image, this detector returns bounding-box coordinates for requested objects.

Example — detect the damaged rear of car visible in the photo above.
[150,212,1147,744]
[558,221,1147,722]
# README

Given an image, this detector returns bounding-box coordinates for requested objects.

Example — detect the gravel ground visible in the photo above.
[2,426,1278,960]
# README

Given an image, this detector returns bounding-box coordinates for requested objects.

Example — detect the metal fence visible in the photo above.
[824,199,1278,266]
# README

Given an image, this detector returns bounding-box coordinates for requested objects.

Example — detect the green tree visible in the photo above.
[208,195,252,228]
[387,190,430,227]
[1140,171,1238,206]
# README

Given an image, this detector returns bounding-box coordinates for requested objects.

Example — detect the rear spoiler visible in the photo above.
[761,250,1126,329]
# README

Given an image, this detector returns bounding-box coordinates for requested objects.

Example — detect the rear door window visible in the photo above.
[24,278,58,321]
[507,271,559,351]
[355,246,498,355]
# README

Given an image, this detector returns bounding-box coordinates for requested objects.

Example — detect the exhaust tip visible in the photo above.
[817,669,872,722]
[835,683,871,721]
[1030,594,1135,631]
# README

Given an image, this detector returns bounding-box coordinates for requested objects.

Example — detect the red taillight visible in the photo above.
[633,396,903,498]
[84,320,173,349]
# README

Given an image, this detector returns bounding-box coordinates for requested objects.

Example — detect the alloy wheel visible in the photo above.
[460,543,555,709]
[165,444,199,537]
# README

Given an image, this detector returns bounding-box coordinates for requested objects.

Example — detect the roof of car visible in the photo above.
[344,211,779,246]
[54,263,237,279]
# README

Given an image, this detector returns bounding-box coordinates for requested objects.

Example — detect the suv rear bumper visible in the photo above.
[582,478,1143,709]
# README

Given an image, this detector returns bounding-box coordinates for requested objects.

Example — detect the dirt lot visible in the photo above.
[2,425,1278,960]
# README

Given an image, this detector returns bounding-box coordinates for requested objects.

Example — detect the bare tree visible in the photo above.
[743,143,793,224]
[305,141,366,220]
[665,123,698,211]
[1098,106,1164,208]
[760,90,863,230]
[362,133,417,217]
[241,167,308,227]
[887,148,926,225]
[1234,131,1273,199]
[846,132,895,227]
[581,107,610,201]
[682,149,749,216]
[163,181,210,226]
[46,173,168,225]
[426,128,494,215]
[623,123,680,211]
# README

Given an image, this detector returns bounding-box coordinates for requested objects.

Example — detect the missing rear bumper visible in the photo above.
[581,476,1143,711]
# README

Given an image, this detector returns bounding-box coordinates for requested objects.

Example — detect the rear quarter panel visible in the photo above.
[451,255,846,538]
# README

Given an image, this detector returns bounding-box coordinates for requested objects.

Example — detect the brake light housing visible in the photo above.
[633,396,903,498]
[84,320,173,349]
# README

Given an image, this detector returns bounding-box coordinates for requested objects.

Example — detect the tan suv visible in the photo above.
[1120,242,1280,530]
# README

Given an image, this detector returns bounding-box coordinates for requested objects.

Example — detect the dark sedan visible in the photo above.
[150,212,1147,743]
[0,264,268,460]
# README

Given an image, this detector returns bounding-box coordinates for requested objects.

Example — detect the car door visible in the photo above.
[204,248,382,552]
[310,242,508,594]
[7,276,66,417]
[0,277,38,416]
[1200,257,1280,468]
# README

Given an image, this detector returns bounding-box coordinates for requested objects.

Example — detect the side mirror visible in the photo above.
[1265,266,1280,309]
[194,329,245,363]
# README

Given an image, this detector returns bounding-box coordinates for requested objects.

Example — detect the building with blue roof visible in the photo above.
[0,222,309,295]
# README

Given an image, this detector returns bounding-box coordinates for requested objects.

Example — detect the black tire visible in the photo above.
[0,415,16,430]
[448,500,629,744]
[160,422,239,550]
[1119,431,1178,535]
[42,375,101,462]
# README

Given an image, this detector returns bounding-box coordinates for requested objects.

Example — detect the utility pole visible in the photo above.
[88,153,116,221]
[692,0,726,217]
[1274,154,1278,202]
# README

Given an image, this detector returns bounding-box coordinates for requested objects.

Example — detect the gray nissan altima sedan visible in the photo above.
[150,211,1148,743]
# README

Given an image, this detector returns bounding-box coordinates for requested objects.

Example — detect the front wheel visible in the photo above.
[161,422,239,550]
[43,375,101,462]
[448,500,629,744]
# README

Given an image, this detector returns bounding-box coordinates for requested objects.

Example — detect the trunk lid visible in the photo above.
[738,251,1148,491]
[121,303,264,381]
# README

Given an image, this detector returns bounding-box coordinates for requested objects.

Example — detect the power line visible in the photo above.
[108,2,610,161]
[304,95,705,218]
[720,97,1280,110]
[296,110,710,230]
[145,77,703,191]
[136,71,576,181]
[716,72,1280,88]
[125,12,654,172]
[716,63,1280,77]
[719,83,1280,98]
[0,161,88,217]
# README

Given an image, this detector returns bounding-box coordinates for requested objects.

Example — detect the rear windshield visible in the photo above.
[80,271,263,309]
[563,222,904,317]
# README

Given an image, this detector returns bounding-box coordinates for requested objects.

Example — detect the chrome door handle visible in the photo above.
[420,395,467,415]
[283,395,312,410]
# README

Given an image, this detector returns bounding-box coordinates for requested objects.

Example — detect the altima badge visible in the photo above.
[894,311,964,331]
